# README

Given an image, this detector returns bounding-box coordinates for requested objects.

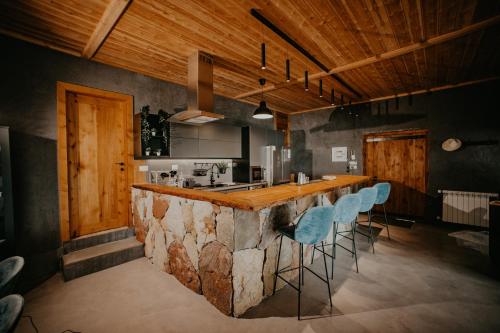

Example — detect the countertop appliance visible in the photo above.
[261,145,291,187]
[250,166,263,182]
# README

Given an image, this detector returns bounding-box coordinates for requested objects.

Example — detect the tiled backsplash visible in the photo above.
[145,159,233,186]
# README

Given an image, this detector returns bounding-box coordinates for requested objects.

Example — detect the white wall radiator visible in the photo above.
[438,190,498,227]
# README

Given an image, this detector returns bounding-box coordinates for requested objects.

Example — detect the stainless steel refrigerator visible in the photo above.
[261,145,291,186]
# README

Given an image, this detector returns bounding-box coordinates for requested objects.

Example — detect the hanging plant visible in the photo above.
[140,105,151,148]
[158,109,171,149]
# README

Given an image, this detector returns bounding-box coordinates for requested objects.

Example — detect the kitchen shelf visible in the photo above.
[134,113,170,158]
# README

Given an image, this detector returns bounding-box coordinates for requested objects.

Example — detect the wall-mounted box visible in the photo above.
[332,146,348,162]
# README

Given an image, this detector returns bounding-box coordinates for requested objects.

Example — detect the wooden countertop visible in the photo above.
[133,175,370,211]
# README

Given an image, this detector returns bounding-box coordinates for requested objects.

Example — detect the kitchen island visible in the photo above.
[131,175,369,316]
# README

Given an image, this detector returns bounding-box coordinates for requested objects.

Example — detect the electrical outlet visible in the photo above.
[172,164,178,171]
[138,165,149,172]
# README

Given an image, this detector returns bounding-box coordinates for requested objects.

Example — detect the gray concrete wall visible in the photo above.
[291,80,500,220]
[0,35,272,291]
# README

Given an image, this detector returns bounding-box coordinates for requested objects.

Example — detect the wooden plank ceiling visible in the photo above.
[1,0,499,114]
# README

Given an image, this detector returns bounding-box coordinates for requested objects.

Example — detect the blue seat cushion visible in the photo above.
[295,206,335,244]
[358,187,378,213]
[277,206,335,245]
[0,294,24,333]
[332,194,362,225]
[0,257,24,298]
[374,182,391,205]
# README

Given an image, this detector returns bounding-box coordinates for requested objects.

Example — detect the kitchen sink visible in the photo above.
[206,183,228,188]
[195,183,228,189]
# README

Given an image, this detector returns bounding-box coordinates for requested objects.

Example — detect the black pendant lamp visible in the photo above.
[330,87,335,106]
[261,43,266,70]
[340,94,344,110]
[304,70,309,91]
[319,79,323,97]
[253,78,273,119]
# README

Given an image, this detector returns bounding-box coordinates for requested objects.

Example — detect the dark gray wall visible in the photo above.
[291,80,500,220]
[0,35,272,291]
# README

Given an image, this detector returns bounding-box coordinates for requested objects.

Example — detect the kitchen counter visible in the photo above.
[131,174,368,317]
[132,175,369,211]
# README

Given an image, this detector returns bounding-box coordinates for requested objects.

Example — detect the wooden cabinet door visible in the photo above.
[364,130,428,217]
[67,93,129,238]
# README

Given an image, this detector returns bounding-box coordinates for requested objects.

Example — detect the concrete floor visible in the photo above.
[15,222,500,333]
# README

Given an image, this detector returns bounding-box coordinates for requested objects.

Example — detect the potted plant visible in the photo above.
[140,105,151,148]
[158,109,171,149]
[216,162,228,174]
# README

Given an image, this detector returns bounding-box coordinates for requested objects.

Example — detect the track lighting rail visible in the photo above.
[250,8,361,98]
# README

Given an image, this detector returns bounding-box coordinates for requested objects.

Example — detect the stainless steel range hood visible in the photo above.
[169,51,224,125]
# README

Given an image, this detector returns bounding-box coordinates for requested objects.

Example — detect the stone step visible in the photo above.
[63,227,135,254]
[62,237,144,281]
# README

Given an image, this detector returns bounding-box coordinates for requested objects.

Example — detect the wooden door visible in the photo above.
[364,130,428,217]
[66,92,129,238]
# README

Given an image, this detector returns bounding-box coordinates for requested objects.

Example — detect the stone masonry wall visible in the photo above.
[131,187,348,317]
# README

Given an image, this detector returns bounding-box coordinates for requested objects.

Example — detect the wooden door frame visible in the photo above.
[362,129,429,193]
[57,82,134,242]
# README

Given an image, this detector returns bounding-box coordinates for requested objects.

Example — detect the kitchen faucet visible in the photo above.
[209,164,219,186]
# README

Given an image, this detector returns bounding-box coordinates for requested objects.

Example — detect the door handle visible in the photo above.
[115,162,125,166]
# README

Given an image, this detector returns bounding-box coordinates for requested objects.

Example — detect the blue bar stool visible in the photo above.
[0,294,24,333]
[355,187,378,253]
[312,194,362,278]
[0,257,24,298]
[373,182,391,240]
[272,205,334,320]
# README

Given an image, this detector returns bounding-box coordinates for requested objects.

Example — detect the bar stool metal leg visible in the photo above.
[331,222,337,280]
[352,218,357,258]
[383,204,391,239]
[321,242,333,308]
[368,210,375,253]
[310,245,316,265]
[301,245,305,286]
[351,221,359,273]
[272,234,284,295]
[298,243,303,320]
